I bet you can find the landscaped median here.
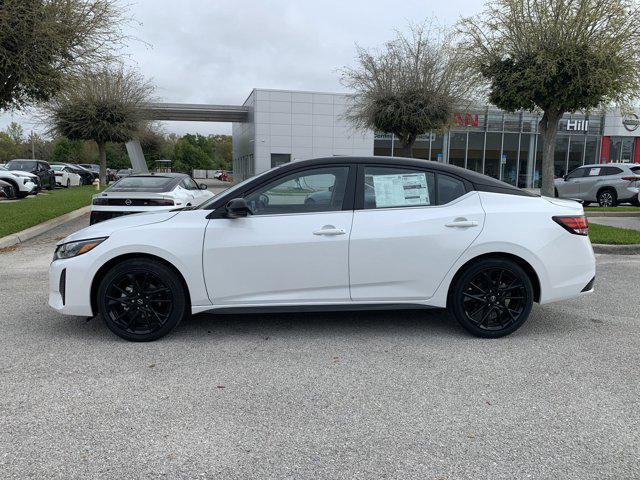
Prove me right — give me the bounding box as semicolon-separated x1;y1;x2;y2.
0;186;101;239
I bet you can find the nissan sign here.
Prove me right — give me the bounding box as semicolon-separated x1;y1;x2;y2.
622;113;640;132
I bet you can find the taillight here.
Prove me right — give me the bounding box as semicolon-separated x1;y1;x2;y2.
622;176;640;182
55;172;62;176
553;216;589;236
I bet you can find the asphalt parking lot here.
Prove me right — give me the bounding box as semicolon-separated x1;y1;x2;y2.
1;215;639;480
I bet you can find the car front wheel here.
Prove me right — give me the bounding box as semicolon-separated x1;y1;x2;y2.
97;258;187;341
449;258;534;338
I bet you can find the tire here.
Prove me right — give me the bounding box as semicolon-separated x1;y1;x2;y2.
66;179;70;188
449;258;534;338
597;188;617;207
582;201;591;207
4;180;20;199
554;188;559;198
631;197;640;207
97;258;187;341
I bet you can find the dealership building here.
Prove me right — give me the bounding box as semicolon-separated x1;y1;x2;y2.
231;89;640;186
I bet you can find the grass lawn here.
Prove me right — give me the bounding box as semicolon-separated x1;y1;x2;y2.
0;186;101;238
588;223;640;245
585;206;640;212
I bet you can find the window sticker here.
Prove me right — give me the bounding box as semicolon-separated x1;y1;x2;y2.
588;168;601;176
372;172;430;208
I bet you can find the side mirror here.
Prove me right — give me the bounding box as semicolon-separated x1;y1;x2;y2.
225;198;251;218
199;183;208;190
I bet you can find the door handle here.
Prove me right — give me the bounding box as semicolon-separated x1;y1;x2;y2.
313;225;346;236
445;220;479;228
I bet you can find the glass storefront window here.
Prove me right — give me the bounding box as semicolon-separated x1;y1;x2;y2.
485;132;501;179
502;133;519;185
504;113;521;132
567;137;584;174
518;134;536;188
554;136;569;177
610;137;634;163
584;136;600;164
487;112;504;131
448;132;466;168
467;132;484;173
430;134;444;162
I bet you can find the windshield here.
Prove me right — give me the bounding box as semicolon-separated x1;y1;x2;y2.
6;160;36;171
51;165;64;171
197;168;275;209
117;169;131;174
108;176;176;192
0;166;7;171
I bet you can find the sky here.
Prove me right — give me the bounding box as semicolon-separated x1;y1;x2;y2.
0;0;485;137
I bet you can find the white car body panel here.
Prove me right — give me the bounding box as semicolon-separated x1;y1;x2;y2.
53;169;81;187
349;192;484;301
203;211;353;305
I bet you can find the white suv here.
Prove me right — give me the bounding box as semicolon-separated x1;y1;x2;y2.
0;165;38;198
555;163;640;207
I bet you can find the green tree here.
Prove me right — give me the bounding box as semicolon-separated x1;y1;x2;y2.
211;134;232;169
0;132;21;161
50;137;85;163
43;67;153;185
0;0;127;111
458;0;640;196
341;23;476;157
5;122;24;143
171;134;215;173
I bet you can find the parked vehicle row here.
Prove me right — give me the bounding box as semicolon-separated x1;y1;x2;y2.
555;163;640;207
0;165;39;198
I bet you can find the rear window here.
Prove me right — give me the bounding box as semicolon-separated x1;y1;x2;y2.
631;166;640;173
109;176;176;192
601;166;623;175
51;165;64;171
6;160;36;170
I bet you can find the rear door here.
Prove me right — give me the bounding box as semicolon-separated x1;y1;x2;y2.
349;165;484;302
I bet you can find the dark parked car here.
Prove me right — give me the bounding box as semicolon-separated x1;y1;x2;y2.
0;179;16;199
79;163;116;183
4;159;55;190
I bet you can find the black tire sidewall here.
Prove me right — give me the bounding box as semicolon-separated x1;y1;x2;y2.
97;258;187;341
450;258;534;338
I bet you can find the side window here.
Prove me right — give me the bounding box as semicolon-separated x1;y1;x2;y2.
437;174;467;204
565;168;586;180
363;167;435;209
601;166;623;176
182;177;199;190
245;166;350;215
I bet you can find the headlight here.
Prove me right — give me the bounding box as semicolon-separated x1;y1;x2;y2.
53;237;107;261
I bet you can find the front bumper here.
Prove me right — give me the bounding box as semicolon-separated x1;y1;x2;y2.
49;257;95;316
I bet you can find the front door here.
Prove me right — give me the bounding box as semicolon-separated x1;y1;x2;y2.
202;165;354;305
349;165;485;302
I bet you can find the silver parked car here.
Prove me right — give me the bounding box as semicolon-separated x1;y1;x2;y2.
555;163;640;207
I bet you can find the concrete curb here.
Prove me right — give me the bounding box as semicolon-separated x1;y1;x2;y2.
587;211;640;217
592;243;640;255
0;206;90;249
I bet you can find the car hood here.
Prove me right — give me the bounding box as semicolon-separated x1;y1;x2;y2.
9;170;37;179
58;210;180;245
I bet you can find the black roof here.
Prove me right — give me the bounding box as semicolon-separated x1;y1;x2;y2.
127;172;188;178
281;156;536;197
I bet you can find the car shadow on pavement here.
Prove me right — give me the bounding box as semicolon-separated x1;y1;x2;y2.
48;304;589;342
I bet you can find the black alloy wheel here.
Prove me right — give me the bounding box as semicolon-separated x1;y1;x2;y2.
597;189;617;207
98;259;187;341
450;258;534;338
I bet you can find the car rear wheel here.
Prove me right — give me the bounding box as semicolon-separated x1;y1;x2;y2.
97;258;187;341
449;258;534;338
597;189;617;207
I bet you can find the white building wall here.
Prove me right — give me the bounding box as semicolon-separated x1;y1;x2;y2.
233;88;374;181
232;90;256;180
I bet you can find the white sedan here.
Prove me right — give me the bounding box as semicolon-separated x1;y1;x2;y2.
0;165;38;198
51;165;82;188
49;157;596;342
89;173;214;225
